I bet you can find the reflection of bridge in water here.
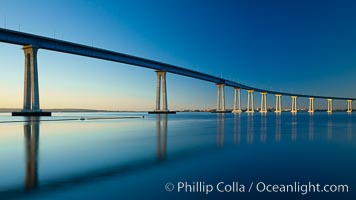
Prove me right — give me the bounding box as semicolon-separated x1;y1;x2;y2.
19;116;168;193
0;117;168;198
0;114;351;197
217;113;353;145
0;28;355;116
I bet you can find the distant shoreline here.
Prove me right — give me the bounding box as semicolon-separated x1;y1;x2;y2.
0;109;148;113
0;108;352;113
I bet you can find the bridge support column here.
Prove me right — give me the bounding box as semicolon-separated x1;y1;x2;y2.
232;88;241;113
308;97;315;113
12;45;51;116
327;99;333;113
149;71;175;114
275;94;282;113
246;90;254;113
260;92;267;113
215;83;228;113
291;96;297;113
347;100;352;113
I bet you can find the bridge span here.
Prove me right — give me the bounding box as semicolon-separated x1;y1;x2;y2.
0;28;354;115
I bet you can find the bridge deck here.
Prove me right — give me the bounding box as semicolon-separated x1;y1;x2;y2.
0;28;354;100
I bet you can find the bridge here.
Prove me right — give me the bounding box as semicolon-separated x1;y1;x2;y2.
0;28;354;116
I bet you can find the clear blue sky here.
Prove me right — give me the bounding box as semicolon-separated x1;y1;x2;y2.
0;0;356;110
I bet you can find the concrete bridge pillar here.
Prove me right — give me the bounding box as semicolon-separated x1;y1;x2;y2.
308;97;315;113
260;92;267;113
347;100;352;113
155;71;162;111
327;99;333;113
12;46;51;116
275;94;282;113
291;96;297;113
23;45;40;112
216;83;225;112
246;90;254;113
232;88;241;113
149;71;175;114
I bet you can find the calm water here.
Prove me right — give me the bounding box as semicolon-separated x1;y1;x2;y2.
0;112;355;200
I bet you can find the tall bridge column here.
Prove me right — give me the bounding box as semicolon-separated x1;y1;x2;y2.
12;45;50;116
327;99;333;113
308;97;315;113
232;88;241;113
216;83;225;112
291;96;297;113
23;45;40;112
275;94;282;113
246;90;254;113
260;92;267;113
149;71;176;114
347;100;352;113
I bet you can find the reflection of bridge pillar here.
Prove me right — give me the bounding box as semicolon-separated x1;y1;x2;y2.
291;96;297;113
24;117;39;190
150;71;175;114
156;114;167;160
232;88;241;113
275;94;282;113
260;115;267;142
233;114;241;144
327;117;332;140
247;114;254;144
291;115;297;141
260;92;267;113
216;84;225;112
216;114;225;148
275;115;281;142
327;99;333;113
347;100;352;113
308;97;315;113
246;90;254;113
308;115;314;141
